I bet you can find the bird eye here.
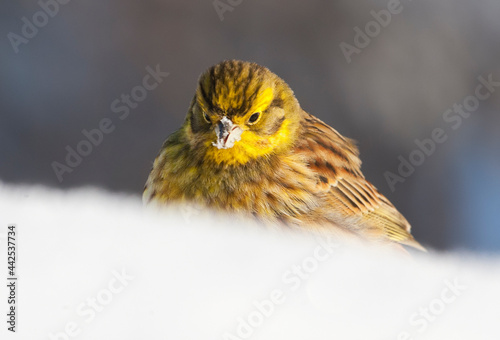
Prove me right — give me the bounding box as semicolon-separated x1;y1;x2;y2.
203;112;211;123
247;112;261;125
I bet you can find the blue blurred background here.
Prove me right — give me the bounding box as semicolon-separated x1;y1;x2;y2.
1;0;499;252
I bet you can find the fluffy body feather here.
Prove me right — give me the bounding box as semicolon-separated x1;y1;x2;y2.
144;60;424;250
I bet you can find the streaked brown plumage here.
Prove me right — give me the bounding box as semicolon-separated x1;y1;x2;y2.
144;60;425;251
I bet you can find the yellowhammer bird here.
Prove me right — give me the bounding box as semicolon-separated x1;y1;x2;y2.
144;60;424;251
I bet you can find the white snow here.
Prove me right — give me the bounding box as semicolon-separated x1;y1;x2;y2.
0;183;499;339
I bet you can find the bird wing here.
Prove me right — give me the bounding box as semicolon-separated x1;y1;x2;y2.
294;113;425;250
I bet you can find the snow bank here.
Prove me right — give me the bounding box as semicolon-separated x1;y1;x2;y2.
0;183;498;339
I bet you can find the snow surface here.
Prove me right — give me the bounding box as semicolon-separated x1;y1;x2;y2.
0;183;499;340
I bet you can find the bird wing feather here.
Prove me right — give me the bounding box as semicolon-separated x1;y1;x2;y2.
294;113;425;251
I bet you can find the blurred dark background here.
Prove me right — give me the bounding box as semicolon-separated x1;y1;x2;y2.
1;0;499;252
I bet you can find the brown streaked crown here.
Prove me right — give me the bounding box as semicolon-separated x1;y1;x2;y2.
196;60;283;117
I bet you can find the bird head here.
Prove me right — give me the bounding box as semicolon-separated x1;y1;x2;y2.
185;60;301;165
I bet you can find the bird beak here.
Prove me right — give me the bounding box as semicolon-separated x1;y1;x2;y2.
212;116;243;149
